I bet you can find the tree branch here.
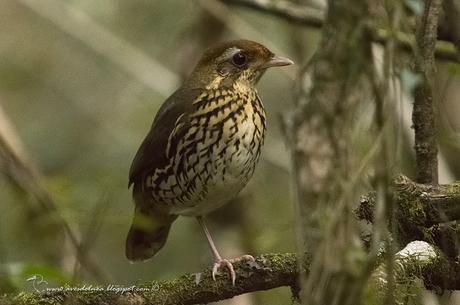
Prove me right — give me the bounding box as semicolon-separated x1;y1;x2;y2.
221;0;460;63
3;247;460;305
356;175;460;257
357;175;460;226
5;253;303;305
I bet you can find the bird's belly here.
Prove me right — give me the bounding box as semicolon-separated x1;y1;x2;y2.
175;174;248;216
169;120;262;216
148;94;265;217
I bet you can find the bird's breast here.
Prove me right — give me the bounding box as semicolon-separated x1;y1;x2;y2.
189;89;266;177
146;88;266;216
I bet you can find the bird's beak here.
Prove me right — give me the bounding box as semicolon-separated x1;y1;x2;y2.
261;55;294;69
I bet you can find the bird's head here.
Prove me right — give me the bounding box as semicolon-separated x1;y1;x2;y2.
187;40;293;90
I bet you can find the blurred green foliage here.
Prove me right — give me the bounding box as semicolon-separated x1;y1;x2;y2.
1;1;460;304
0;1;303;303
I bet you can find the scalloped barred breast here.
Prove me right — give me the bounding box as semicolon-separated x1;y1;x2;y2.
144;85;266;216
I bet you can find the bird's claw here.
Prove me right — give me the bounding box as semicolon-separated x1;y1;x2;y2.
211;255;255;286
212;259;236;285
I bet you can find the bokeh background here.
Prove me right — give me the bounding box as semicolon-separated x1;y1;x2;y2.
1;0;460;304
0;1;304;304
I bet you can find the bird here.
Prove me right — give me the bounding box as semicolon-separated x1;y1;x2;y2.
126;39;293;285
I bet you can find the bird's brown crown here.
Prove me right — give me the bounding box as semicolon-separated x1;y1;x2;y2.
186;40;292;90
198;40;274;67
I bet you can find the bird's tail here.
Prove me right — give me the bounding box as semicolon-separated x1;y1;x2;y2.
125;208;177;262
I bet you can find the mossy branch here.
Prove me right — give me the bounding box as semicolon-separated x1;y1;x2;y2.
3;248;460;305
2;253;304;305
357;175;460;225
356;175;460;256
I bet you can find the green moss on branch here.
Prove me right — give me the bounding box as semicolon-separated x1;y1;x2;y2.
2;249;460;304
357;175;460;226
356;175;460;257
4;253;302;305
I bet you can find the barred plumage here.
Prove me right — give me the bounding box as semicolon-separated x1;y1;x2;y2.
126;39;292;285
146;85;266;216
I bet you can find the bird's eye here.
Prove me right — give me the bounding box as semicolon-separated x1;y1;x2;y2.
232;52;247;67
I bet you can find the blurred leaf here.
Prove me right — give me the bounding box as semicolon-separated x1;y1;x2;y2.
405;0;424;16
447;63;460;76
400;68;423;95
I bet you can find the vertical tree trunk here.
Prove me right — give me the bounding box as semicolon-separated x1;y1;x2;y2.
413;0;441;185
288;0;373;304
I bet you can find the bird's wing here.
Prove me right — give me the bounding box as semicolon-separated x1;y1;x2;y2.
128;87;201;187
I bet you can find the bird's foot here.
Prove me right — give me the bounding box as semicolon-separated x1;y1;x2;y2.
212;255;255;286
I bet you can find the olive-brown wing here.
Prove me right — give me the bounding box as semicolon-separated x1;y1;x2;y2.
128;88;201;189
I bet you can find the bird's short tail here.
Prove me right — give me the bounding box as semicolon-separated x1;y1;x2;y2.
125;209;177;262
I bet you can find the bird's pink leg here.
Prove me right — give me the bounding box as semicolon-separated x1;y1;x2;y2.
197;216;254;286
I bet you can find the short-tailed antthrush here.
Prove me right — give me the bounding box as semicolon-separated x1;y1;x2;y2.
126;40;293;285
